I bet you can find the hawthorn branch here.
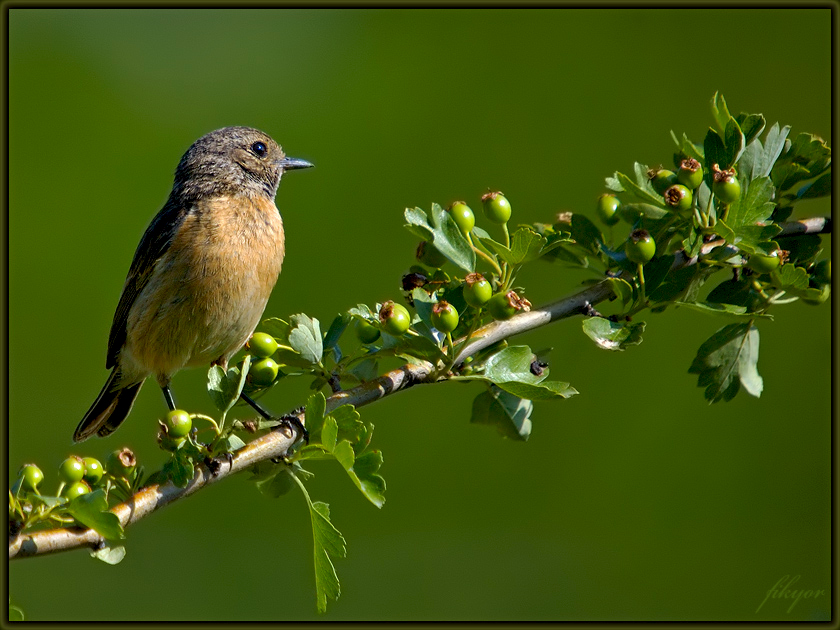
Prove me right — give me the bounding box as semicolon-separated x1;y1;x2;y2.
8;217;830;561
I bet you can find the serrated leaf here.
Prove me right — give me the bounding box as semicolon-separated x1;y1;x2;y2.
207;355;251;414
494;379;578;400
411;286;436;328
261;317;291;341
619;203;670;221
569;214;604;255
724;176;776;229
723;117;746;168
290;472;346;614
711;92;731;133
780;233;822;265
796;170;832;199
470;386;533;441
324;313;350;363
703;128;728;186
581;317;645;351
387;332;446;362
756;123;791;178
605;175;624;192
770;264;809;290
675;301;770;319
607;277;634;308
321;416;338;452
330;404;365;445
337;446;386;508
306;392;327;437
404;205;475;272
255;468;295;498
288;314;323;365
64;489;125;541
483;227;547;265
737;113;766;146
688;322;763;403
614;171;667;208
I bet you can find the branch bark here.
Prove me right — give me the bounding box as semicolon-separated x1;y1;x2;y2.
9;217;830;560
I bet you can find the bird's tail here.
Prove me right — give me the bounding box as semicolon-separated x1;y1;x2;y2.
74;369;143;442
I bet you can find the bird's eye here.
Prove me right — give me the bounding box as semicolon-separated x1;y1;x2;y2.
251;141;267;157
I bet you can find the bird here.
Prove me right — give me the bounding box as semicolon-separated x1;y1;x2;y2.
74;126;312;442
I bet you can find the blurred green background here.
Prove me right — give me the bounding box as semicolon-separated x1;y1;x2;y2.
7;8;832;622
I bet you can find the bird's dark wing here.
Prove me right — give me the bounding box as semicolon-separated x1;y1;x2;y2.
106;199;189;368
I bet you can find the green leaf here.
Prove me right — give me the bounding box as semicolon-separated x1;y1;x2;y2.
261;317;291;341
90;542;127;565
410;286;436;328
780;234;822;265
330;404;365;445
605;175;624;193
385;332;446;363
675;301;770;319
581;317;645;351
569;214;604;255
306;392;327;437
713;220;781;255
796;170;831;199
336;446;386;508
255;468;295;498
607;277;634;308
754;123;791;178
321;416;338;452
488;227;548;264
614;171;667;208
772;132;831;191
290;472;346;614
671;130;704;162
207;355;251;414
64;489;125;541
688;322;763;403
323;313;350;363
470;386;534;441
457;345;577;400
288;314;323;365
404;205;475;272
724;176;776;229
736;113;766;146
649;265;717;305
770;264;809;291
619;203;670;221
164;451;196;488
703;128;728;184
711;92;731;133
723;117;746;168
493;379;578;400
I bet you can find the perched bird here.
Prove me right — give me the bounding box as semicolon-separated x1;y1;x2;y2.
74;126;312;442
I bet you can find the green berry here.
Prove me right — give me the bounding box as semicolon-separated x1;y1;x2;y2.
595;194;621;226
106;448;136;478
487;290;530;321
677;158;704;189
164;409;192;438
813;259;831;284
431;301;459;333
249;358;280;387
355;320;381;344
663;184;693;212
481;191;512;224
379;301;411;336
625;229;656;264
648;168;678;194
447;201;475;234
58;456;85;484
463;272;493;308
712;164;741;203
747;251;780;274
62;480;91;500
247;332;278;359
18;464;44;493
82;457;104;485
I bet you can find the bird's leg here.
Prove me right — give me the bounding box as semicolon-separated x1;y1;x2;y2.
161;386;176;411
240;393;309;444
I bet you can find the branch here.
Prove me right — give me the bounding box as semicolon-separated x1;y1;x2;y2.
9;217;830;561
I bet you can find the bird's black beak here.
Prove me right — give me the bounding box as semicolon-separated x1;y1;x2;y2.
279;157;314;171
